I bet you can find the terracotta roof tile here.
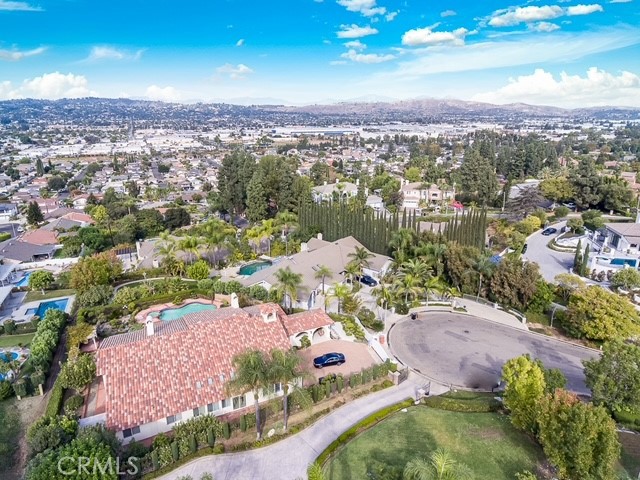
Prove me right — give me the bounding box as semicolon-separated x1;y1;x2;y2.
96;304;329;431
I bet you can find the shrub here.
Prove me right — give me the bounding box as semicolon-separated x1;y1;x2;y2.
45;377;64;417
3;319;16;334
0;380;13;400
240;415;247;432
248;285;269;301
222;422;231;439
357;307;384;332
328;313;366;341
75;285;114;309
64;394;84;415
394;303;409;315
299;335;311;349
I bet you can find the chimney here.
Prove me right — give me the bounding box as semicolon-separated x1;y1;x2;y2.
317;233;323;241
230;292;239;309
145;316;154;336
301;242;308;252
356;178;360;186
324;181;327;185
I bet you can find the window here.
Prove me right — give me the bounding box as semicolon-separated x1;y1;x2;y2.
207;402;220;413
274;383;283;393
123;426;140;438
221;398;229;409
193;406;205;417
232;395;246;410
166;413;182;425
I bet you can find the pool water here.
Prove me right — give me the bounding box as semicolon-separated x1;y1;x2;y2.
160;302;217;321
35;298;69;318
238;261;272;276
0;352;18;362
610;258;637;267
16;272;32;287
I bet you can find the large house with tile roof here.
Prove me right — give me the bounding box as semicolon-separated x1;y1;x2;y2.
94;303;333;443
238;236;392;310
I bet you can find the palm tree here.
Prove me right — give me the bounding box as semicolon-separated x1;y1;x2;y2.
400;258;431;278
314;265;333;295
404;449;473;480
344;261;360;287
202;220;236;266
307;462;325;480
178;235;202;264
416;243;448;278
269;349;304;432
348;246;374;272
226;349;270;440
275;211;298;256
372;282;393;322
393;273;423;305
466;255;496;301
423;276;446;306
274;267;303;313
327;283;350;313
389;229;417;263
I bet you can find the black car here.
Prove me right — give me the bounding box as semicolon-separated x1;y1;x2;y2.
313;352;346;368
541;227;557;236
358;275;378;287
521;243;528;253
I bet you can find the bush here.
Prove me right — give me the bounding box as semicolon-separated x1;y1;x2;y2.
3;319;16;335
328;313;366;341
423;393;501;412
394;303;409;315
45;377;64;417
0;380;13;400
554;206;570;218
75;285;114;309
64;394;84;415
357;307;384;332
299;335;311;349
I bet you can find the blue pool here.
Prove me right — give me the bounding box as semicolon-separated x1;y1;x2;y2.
15;272;32;287
610;258;638;267
31;298;69;318
238;261;272;276
159;302;217;321
0;352;18;362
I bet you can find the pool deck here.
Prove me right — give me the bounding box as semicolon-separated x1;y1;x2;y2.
135;297;226;323
11;295;75;323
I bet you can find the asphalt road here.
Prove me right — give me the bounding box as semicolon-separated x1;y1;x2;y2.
523;220;574;282
388;312;599;395
0;223;21;238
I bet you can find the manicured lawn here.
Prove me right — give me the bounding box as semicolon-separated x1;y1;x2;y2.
24;288;75;302
325;407;544;480
0;333;35;348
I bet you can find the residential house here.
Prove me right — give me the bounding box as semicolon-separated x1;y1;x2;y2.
94;303;333;443
400;182;453;210
239;236;392;310
0;239;57;264
311;181;359;203
0;203;17;223
598;222;640;256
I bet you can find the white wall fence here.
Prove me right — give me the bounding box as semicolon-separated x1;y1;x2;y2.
13;257;80;271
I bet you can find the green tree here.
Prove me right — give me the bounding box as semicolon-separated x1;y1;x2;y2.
566;218;584;234
28;270;54;294
527;280;555;314
58;354;96;393
404;166;422;182
507;186;544;220
46;176;65;191
187;260;210;281
610;268;640;290
564;285;640;341
554;273;585;303
537;389;620;480
501;354;546;434
489;258;540;311
269;349;305;432
403;448;473;480
327;283;350;313
70;251;122;293
569;157;602;210
26;201;44;225
310;162;330;186
581;210;604;232
584;340;640;415
273;267;303;313
226;349;270;440
164;207;191;230
540;177;574;202
554;205;570;219
459;148;498;205
246;174;268;222
35;158;44;176
467;254;495;301
314;265;333;295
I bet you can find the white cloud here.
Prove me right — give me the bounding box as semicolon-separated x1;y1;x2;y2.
341;49;395;63
373;26;640;78
566;3;604;15
0;0;41;11
610;0;631;3
145;85;182;102
440;10;457;17
530;21;560;32
473;67;640;107
489;6;564;27
402;27;469;46
344;40;366;49
0;72;95;100
337;0;386;16
85;46;144;62
336;24;379;38
0;46;46;61
385;11;398;21
236;38;245;47
215;63;254;79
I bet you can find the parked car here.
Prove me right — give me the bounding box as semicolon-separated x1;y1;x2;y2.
357;275;378;287
541;227;557;236
313;352;346;368
521;243;528;253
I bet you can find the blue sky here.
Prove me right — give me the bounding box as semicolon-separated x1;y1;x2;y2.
0;0;639;107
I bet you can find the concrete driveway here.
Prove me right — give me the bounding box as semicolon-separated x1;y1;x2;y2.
298;340;380;384
388;312;599;395
523;220;574;282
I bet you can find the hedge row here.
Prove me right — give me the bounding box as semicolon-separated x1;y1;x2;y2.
45;376;64;417
423;393;501;413
315;398;415;466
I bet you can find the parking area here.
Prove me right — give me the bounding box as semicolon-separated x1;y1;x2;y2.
298;339;380;384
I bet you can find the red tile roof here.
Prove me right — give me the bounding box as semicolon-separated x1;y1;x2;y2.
96;304;331;431
281;310;334;336
21;229;58;245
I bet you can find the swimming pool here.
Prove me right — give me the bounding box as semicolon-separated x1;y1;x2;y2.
159;302;217;321
609;258;638;267
31;298;69;318
238;261;272;276
0;351;18;362
15;272;32;287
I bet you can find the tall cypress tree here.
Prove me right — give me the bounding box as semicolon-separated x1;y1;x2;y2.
581;244;590;277
573;239;583;275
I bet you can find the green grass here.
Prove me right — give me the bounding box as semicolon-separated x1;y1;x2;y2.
0;333;35;348
324;407;544;480
620;432;640;477
24;288;75;302
525;310;551;326
0;400;20;474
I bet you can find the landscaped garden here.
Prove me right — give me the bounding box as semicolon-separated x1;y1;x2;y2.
324;406;544;480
